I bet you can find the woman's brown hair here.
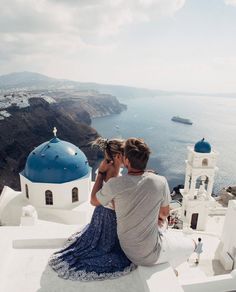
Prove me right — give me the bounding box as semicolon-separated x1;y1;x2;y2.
92;137;124;161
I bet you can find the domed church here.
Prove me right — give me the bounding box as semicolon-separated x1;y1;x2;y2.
181;138;218;231
20;127;91;209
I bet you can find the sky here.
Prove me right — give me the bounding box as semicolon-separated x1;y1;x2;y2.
0;0;236;93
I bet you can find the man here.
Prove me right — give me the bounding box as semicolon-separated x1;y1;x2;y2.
91;138;194;267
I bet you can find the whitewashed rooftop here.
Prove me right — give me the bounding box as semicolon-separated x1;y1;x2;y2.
0;187;236;292
0;223;183;292
0;92;56;120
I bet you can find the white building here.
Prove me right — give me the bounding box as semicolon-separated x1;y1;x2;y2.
218;200;236;271
181;138;218;231
0;128;92;226
0;135;236;292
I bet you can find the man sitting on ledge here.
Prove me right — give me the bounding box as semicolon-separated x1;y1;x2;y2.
91;137;195;269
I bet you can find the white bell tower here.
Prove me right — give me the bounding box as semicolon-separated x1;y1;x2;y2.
181;138;218;231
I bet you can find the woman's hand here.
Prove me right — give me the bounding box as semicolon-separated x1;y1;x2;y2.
98;159;113;173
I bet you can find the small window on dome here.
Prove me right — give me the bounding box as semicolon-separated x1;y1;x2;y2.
202;158;208;166
45;190;53;205
25;184;29;199
72;187;79;203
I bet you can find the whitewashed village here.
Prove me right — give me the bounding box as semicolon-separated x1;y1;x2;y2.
0;126;236;292
0;92;56;114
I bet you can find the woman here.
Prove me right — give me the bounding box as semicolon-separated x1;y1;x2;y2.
48;138;135;281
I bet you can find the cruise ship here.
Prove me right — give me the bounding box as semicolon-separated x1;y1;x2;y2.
171;116;193;125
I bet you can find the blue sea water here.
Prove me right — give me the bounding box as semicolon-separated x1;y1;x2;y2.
92;95;236;193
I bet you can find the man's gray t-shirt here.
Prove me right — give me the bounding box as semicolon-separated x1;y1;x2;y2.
96;172;171;265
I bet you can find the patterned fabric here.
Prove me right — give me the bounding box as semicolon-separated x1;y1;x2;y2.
49;206;136;281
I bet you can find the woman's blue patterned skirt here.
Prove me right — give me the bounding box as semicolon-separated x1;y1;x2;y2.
49;205;136;281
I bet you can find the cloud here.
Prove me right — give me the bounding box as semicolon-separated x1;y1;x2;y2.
0;0;185;36
0;0;69;34
0;0;185;68
224;0;236;6
52;0;186;36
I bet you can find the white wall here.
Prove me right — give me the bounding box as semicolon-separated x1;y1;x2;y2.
187;147;218;168
221;200;236;260
182;198;209;231
0;186;21;221
36;207;89;225
20;172;91;209
182;271;236;292
184;148;218;197
0;189;27;226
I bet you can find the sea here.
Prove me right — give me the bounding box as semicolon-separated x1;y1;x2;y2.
92;94;236;193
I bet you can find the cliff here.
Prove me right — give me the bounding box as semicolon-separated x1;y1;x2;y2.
0;74;127;193
0;96;110;192
0;71;165;98
46;89;127;119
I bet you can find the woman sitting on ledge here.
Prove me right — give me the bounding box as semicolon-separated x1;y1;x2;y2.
49;138;135;281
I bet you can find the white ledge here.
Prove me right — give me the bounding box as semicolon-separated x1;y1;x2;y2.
138;263;184;292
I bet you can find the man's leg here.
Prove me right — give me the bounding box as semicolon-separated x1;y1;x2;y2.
195;253;200;264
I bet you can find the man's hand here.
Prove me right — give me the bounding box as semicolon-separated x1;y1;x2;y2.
158;216;165;227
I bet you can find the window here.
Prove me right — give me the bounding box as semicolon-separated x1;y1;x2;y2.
184;210;187;217
202;158;208;166
45;190;53;205
25;184;29;199
195;176;202;189
72;187;79;203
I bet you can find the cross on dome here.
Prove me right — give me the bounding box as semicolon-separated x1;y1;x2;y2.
53;127;57;137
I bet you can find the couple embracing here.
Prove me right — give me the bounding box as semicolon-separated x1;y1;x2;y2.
49;137;194;281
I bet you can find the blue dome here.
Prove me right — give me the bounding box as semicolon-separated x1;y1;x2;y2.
194;138;211;153
23;137;90;183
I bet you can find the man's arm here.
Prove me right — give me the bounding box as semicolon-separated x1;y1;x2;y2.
158;178;171;227
158;205;170;226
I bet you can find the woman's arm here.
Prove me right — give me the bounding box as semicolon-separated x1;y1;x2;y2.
90;172;105;206
90;159;117;206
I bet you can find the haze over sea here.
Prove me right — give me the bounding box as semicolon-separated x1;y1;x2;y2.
92;94;236;193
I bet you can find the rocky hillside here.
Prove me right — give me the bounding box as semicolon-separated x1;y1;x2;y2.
45;89;127;119
0;92;124;192
0;73;128;192
0;71;166;98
